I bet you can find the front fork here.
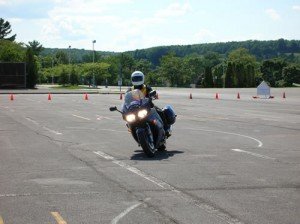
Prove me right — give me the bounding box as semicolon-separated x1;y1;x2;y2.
128;123;154;146
144;123;154;145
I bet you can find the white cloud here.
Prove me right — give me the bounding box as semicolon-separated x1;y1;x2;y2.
0;0;9;4
266;8;281;21
155;2;192;19
193;29;216;42
8;17;23;23
40;0;125;45
292;5;300;11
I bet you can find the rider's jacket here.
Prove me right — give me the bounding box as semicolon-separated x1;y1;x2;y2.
128;84;153;98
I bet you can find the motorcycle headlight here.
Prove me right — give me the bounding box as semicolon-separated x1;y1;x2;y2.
138;109;148;119
125;114;136;123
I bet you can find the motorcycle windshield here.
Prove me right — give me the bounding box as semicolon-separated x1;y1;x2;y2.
123;89;145;111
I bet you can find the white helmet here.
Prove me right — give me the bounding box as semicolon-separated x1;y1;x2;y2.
131;71;144;86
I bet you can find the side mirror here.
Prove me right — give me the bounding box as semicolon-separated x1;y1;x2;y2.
149;90;157;98
109;106;117;111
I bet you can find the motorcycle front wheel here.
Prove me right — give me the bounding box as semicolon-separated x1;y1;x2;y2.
136;128;156;157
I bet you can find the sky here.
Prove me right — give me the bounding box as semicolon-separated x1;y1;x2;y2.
1;0;300;52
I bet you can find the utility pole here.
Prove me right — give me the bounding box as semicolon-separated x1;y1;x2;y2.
118;53;123;92
92;40;96;88
68;45;71;84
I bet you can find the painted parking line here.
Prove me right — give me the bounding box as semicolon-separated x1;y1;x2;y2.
96;115;114;120
94;151;177;190
231;149;276;160
51;212;67;224
177;127;263;148
111;202;142;224
42;126;62;135
94;150;243;224
26;117;39;125
0;216;4;224
25;117;62;135
72;114;91;121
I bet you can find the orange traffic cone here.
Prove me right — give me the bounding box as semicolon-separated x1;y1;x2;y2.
283;92;286;99
84;93;89;100
10;94;14;101
215;93;219;100
237;92;240;99
48;93;52;100
189;93;192;99
120;93;123;100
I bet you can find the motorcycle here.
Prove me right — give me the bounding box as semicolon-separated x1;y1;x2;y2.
109;89;176;157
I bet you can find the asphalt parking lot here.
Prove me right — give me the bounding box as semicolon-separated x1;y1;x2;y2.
0;88;299;224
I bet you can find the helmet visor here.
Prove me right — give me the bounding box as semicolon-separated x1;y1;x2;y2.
132;76;143;82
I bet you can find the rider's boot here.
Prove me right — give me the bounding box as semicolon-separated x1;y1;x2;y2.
165;124;172;138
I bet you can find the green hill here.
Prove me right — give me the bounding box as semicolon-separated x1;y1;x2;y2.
41;39;300;66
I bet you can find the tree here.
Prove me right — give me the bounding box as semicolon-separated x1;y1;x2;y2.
282;65;300;86
236;63;245;87
159;52;185;87
26;40;44;56
203;67;214;87
70;66;79;85
245;64;255;87
134;59;152;75
261;58;287;87
228;48;256;64
55;51;69;64
203;51;221;68
25;48;38;88
212;63;224;87
82;51;101;63
0;40;25;62
119;53;135;86
81;62;111;86
277;38;287;53
225;62;234;88
58;68;69;86
183;55;205;85
0;18;16;41
102;55;120;85
228;48;257;87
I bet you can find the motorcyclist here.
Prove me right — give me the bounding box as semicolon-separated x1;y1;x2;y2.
128;71;171;137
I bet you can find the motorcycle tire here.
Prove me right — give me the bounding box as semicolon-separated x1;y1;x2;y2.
137;128;156;157
157;144;166;151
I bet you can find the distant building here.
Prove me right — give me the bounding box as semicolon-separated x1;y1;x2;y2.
0;62;26;89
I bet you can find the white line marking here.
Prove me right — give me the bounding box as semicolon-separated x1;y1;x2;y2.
231;149;276;160
94;151;243;224
97;128;127;133
111;202;142;224
26;117;39;125
26;117;62;135
25;98;41;103
178;128;263;148
96;115;114;120
65;127;96;130
72;114;91;121
42;126;62;135
244;113;280;120
94;151;179;191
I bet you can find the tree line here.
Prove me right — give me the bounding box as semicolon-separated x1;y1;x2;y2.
0;18;299;88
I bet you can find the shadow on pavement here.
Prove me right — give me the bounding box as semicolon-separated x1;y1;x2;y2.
130;149;184;161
